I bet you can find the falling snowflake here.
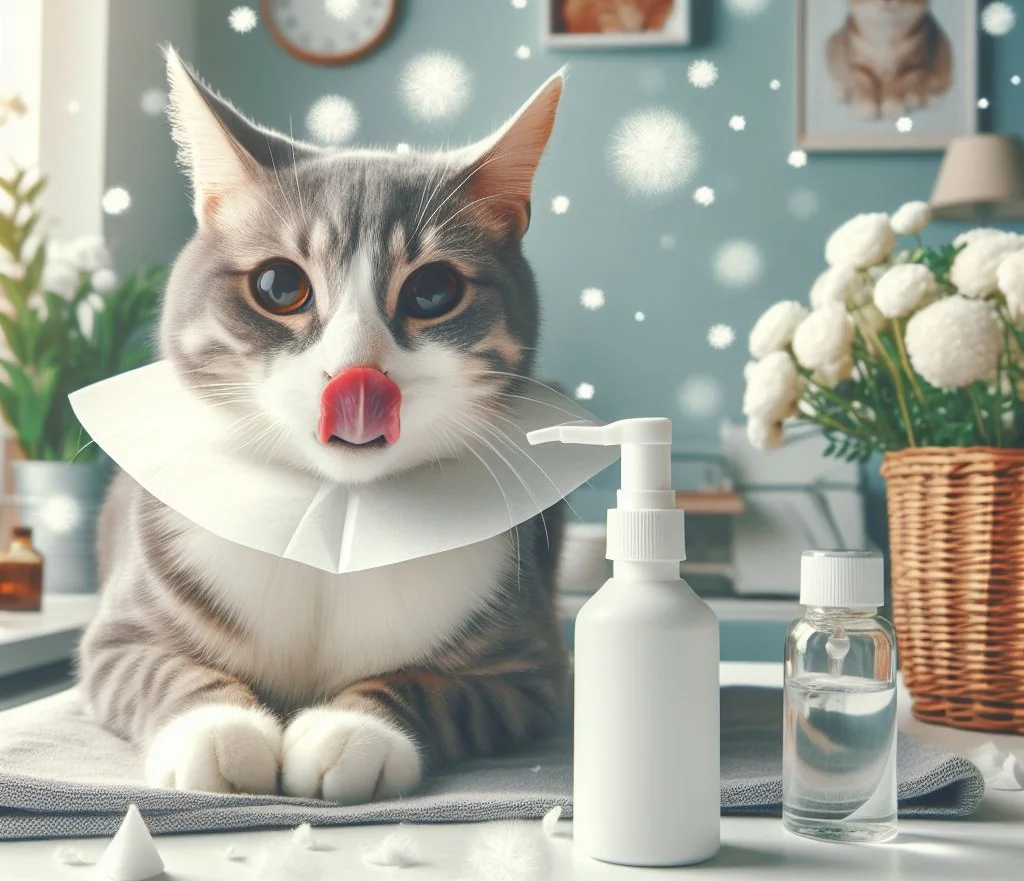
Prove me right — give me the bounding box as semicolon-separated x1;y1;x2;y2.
396;142;411;154
325;0;360;20
638;68;667;93
788;188;819;221
306;95;359;145
769;79;781;91
707;324;736;350
102;186;131;215
896;116;914;133
981;2;1016;36
787;150;808;168
609;108;700;197
659;233;677;250
575;382;595;401
693;186;715;206
512;0;528;7
978;97;991;109
725;0;772;18
139;88;167;116
713;239;764;288
1013;75;1022;86
67;100;81;114
551;195;570;214
399;52;472;122
40;495;83;534
729;115;746;131
678;375;722;418
580;288;606;310
635;311;646;322
228;5;258;32
688;60;718;88
515;45;532;60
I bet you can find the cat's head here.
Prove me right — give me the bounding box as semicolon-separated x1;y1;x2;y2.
160;48;564;485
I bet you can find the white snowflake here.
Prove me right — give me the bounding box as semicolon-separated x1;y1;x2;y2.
725;0;772;18
896;116;914;133
609;108;700;197
769;79;781;91
729;115;746;131
139;88;167;116
788;188;819;221
574;382;595;401
67;100;81;114
707;324;736;350
713;239;764;288
515;45;532;60
635;311;646;322
981;2;1016;36
325;0;360;20
399;52;471;122
693;186;715;206
659;233;677;250
512;0;528;7
978;97;991;109
580;287;606;310
787;149;808;168
228;5;258;33
102;186;131;215
395;142;411;154
688;60;718;88
678;375;722;418
551;195;570;214
306;95;359;145
1013;75;1022;86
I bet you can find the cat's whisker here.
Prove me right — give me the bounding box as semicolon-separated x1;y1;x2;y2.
412;153;455;240
288;117;308;224
433;194;511;239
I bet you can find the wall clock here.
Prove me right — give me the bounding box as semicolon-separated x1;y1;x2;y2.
261;0;398;65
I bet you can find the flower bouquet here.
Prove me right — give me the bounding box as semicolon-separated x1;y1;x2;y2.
744;202;1024;734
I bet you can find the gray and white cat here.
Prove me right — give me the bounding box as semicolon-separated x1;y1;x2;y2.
77;48;569;802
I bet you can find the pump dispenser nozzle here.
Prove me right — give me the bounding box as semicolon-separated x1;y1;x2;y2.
528;418;685;563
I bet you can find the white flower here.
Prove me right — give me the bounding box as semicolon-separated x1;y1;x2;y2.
90;267;118;293
825;213;895;269
997;250;1024;320
749;300;808;358
890;201;932;236
65;235;112;272
76;292;105;341
792;303;854;371
609;109;700;197
41;260;80;299
905;297;1003;389
813;355;854;389
873;263;936;318
743;351;801;422
746;418;783;450
809;264;864;309
953;227;1017;248
950;235;1024;298
854;302;888;334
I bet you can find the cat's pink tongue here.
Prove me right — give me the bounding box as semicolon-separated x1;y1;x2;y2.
317;367;402;446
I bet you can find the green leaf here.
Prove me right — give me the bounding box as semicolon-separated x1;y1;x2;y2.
21;176;45;205
23;241;45;293
0;312;28;363
0;214;18;257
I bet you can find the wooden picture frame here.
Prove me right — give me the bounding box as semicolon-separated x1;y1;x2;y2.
542;0;691;48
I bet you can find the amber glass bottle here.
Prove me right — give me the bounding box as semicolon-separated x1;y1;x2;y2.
0;526;44;611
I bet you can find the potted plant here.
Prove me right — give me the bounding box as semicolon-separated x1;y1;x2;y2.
742;201;1024;734
0;165;166;593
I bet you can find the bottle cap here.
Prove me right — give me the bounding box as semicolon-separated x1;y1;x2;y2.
12;526;32;539
800;549;883;608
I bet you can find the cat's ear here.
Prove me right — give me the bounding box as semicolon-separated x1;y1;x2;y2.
164;45;315;226
457;68;566;239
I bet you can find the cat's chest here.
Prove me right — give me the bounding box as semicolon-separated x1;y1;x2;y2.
174;523;510;700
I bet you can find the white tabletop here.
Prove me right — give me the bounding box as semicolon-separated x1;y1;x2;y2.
2;662;1023;880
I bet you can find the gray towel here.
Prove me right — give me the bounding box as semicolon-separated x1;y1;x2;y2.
0;686;984;840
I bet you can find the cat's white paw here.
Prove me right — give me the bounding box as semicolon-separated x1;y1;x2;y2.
281;708;422;804
146;705;282;794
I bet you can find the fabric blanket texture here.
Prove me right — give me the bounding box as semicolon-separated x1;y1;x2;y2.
0;685;984;840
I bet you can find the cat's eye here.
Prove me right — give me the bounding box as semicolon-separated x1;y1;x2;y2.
400;263;463;320
250;260;313;315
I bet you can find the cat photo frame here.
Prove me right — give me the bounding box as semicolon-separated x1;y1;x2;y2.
797;0;978;151
542;0;691;48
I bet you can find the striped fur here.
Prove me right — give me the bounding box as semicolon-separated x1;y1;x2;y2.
78;49;569;799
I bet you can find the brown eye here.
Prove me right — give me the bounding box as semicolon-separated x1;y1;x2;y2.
400;263;463;320
251;260;313;315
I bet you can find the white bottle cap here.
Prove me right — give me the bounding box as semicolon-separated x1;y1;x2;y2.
800;549;884;608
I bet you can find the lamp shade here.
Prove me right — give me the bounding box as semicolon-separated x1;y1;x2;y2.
929;134;1024;221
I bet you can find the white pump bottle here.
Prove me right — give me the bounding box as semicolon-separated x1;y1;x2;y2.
528;417;721;867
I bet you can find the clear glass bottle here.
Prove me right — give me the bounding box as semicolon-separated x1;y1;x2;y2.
783;549;898;844
0;526;44;611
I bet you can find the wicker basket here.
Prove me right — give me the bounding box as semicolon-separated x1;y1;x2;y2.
881;447;1024;733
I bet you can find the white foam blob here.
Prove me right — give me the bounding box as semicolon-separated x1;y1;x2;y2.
575;382;595;401
659;233;677;250
609;108;700;197
787;150;808;168
102;186;131;215
551;195;570;214
687;59;718;88
40;494;83;534
713;239;764;288
306;95;359;145
707;323;736;349
981;2;1016;36
678;375;723;418
693;186;715;206
516;45;532;60
896;116;914;132
580;287;606;310
399;52;472;122
228;5;258;32
729;115;746;131
787;188;820;221
139;88;167;116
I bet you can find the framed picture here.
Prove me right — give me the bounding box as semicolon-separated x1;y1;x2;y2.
543;0;690;48
797;0;978;151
